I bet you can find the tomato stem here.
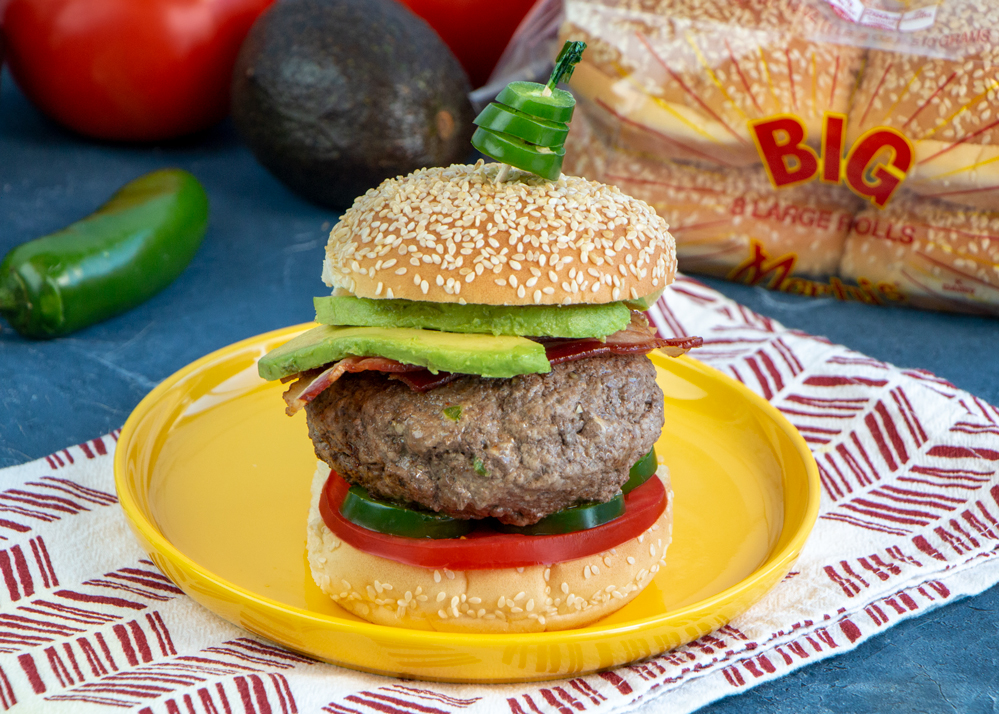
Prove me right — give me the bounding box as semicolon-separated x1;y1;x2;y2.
546;41;587;92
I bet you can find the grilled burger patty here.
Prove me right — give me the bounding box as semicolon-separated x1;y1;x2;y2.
306;353;664;526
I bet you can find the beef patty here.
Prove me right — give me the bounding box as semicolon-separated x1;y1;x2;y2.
306;353;664;526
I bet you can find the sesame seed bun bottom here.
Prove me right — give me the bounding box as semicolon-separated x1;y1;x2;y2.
306;463;674;633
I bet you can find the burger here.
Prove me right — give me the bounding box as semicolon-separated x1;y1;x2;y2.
257;161;700;633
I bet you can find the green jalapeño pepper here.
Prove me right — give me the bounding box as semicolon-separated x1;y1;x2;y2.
340;448;656;538
622;448;658;494
472;40;586;180
494;494;625;536
340;484;474;539
471;127;566;180
473;102;570;147
0;169;209;338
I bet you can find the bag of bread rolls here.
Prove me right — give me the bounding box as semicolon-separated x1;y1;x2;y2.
841;189;999;315
558;0;999;315
846;1;999;212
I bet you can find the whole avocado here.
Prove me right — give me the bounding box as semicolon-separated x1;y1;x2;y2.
231;0;474;208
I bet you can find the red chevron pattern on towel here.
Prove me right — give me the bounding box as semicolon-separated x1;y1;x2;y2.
41;638;312;708
0;276;997;713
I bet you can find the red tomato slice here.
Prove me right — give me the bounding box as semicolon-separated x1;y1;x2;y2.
319;470;667;570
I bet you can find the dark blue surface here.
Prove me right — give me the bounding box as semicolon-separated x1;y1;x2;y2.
2;68;998;711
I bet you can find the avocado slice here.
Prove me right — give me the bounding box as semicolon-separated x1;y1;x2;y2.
258;325;550;381
314;296;630;338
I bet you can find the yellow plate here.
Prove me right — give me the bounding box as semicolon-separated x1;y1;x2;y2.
115;324;820;683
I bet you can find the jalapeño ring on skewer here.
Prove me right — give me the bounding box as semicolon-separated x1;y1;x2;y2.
472;40;586;180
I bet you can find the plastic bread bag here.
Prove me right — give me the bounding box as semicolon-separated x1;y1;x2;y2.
555;0;999;316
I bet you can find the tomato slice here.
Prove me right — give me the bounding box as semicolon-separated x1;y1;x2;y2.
319;470;667;570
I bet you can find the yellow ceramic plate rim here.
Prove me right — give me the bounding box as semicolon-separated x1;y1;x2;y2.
115;324;820;653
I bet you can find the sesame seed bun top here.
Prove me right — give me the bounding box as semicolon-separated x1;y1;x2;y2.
322;162;676;306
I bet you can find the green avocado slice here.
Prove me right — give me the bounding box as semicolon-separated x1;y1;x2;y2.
258;324;550;381
314;295;631;338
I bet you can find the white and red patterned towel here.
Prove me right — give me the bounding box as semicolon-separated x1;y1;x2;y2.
2;277;999;713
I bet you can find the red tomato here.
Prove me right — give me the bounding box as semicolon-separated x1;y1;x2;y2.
320;470;667;570
397;0;538;88
2;0;274;141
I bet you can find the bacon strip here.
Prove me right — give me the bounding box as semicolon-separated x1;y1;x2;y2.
544;334;701;365
541;311;703;361
281;311;702;410
282;356;423;415
389;370;462;392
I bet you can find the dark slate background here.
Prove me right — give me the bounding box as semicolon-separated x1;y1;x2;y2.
1;68;998;712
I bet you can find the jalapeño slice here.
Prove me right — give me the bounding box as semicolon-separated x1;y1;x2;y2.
471;127;565;181
623;448;658;494
339;485;473;539
495;81;576;123
474;103;569;148
493;494;625;536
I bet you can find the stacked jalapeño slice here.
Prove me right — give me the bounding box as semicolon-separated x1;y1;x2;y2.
471;41;586;180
